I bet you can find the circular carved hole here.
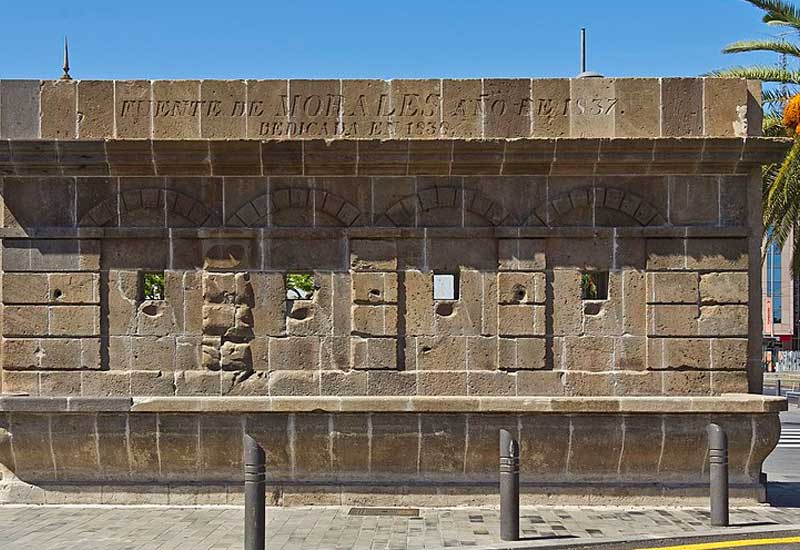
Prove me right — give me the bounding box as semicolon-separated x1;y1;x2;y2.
512;285;527;303
435;302;455;317
52;289;63;300
421;346;432;353
583;302;602;316
289;307;311;320
141;303;159;316
369;288;381;298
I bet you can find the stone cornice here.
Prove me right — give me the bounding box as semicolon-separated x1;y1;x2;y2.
0;394;787;414
0;137;790;178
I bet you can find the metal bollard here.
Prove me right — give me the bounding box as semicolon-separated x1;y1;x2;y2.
244;434;267;550
499;429;520;541
707;423;729;527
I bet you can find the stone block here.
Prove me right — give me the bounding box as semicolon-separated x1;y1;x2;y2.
686;239;748;270
1;370;39;395
663;371;710;395
614;78;660;137
497;272;545;304
370;414;419;475
39;371;81;396
51;415;100;480
352;272;398;304
81;370;130;396
107;270;138;336
10;414;55;479
419;414;466;476
467;371;516;396
656;338;711;370
700;272;748;304
498;304;545;336
43;338;100;370
2;273;48;303
568;415;623;478
352;304;397;336
427;238;497;271
152;80;201;139
704;78;748;137
268;371;319;396
570;78;615;137
562;336;614;371
712;371;749;394
350;337;397;370
466;336;496;370
670;176;719;225
50;305;99;336
617;415;664;479
551;270;582;336
390;79;440;139
1;80;40;138
548;237;612;270
659;415;710;480
158;414;200;479
41;80;76;139
532;79;571;137
661;78;703;137
321;371;368;396
483;79;531;138
200;80;246;138
648;304;698;337
268;337;320;370
516;370;566;395
464;414;513;476
130;371;175;396
199;415;242;479
2;338;40;370
244;413;291;476
77;80;114;138
331;414;370;473
3;177;76;228
698;305;748;337
115;80;152;138
417;371;467;395
442;79;481;138
405;270;434;336
711;338;748;371
49;273;99;304
563;371;616;396
246;80;291;139
3;306;47;336
647;272;699;304
614;336;646;371
250;273;286;336
269;238;346;270
646;239;686;270
367;371;417;395
340;79;390;139
202;303;235;336
499;337;547;371
96;414;130;479
498;239;546;270
519;414;570;479
415;336;466;370
131;336;175;371
128;414;159;480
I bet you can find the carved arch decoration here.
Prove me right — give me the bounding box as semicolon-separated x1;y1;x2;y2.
227;188;362;227
79;188;218;227
525;186;666;227
379;186;512;227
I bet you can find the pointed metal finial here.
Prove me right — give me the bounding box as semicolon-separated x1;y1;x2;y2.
576;28;603;79
61;36;72;80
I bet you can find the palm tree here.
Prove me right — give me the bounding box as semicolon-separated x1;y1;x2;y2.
711;0;800;271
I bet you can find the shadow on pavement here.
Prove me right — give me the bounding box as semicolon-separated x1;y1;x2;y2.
768;482;800;507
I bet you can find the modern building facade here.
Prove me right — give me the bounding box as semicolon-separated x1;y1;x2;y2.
763;234;794;351
0;77;788;506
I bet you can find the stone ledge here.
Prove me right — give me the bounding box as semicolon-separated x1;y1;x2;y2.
0;225;753;240
0;394;785;414
0;137;790;177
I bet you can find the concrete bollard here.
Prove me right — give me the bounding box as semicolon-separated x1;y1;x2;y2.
244;434;267;550
707;423;729;527
499;429;520;541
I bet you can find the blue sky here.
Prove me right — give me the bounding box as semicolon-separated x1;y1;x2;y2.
0;0;785;79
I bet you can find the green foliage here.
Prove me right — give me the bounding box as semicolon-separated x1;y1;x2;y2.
716;0;800;273
286;273;315;299
143;272;165;300
580;273;599;300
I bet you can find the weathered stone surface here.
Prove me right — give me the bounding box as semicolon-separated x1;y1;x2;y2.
78;81;114;138
648;272;698;303
41;81;76;139
700;272;748;304
1;80;40;138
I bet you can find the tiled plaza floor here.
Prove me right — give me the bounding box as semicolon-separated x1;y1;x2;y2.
2;503;800;550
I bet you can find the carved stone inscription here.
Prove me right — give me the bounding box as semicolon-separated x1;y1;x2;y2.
117;82;619;139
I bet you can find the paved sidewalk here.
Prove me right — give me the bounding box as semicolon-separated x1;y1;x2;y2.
2;504;800;550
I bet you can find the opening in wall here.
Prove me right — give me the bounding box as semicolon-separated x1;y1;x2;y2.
433;272;459;301
580;271;609;301
286;273;316;300
141;271;165;301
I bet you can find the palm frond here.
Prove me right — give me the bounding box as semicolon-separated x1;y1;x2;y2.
764;140;800;274
762;87;797;104
707;65;800;83
743;0;800;29
764;113;788;136
724;39;800;57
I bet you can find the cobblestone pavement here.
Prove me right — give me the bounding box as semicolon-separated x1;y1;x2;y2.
2;504;800;550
